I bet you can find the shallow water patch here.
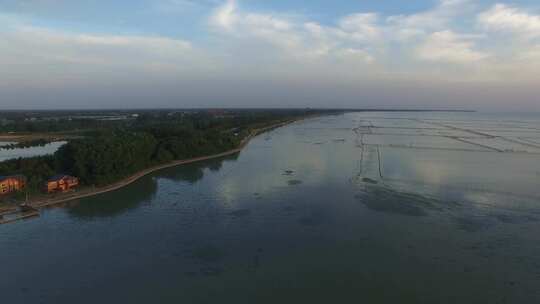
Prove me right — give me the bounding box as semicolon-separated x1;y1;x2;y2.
355;186;443;216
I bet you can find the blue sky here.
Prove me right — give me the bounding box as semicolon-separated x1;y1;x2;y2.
1;0;540;110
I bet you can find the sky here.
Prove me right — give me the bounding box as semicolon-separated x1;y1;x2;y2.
0;0;539;111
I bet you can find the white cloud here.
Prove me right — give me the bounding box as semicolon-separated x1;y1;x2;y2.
208;0;378;66
3;26;194;65
204;0;536;81
386;0;473;40
338;13;381;42
2;0;540;90
209;0;237;30
207;0;496;69
517;44;540;63
478;4;540;39
416;30;489;63
245;14;292;31
337;48;375;63
1;0;540;110
0;24;210;88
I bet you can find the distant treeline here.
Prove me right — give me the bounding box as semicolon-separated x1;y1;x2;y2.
0;118;129;133
0;109;333;193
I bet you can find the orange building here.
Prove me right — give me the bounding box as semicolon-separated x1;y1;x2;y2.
0;175;26;195
44;175;79;193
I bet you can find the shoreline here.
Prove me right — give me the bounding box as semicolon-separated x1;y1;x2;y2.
16;118;299;211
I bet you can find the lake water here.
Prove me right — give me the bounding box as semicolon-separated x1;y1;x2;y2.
1;112;540;303
0;141;67;162
0;141;16;147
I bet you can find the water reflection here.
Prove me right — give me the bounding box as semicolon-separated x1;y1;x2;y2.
2;112;540;303
0;141;16;147
67;178;159;219
0;141;67;161
67;153;240;220
159;153;239;184
354;185;442;216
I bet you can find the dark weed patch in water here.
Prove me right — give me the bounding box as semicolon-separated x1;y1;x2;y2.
288;180;303;186
362;177;378;184
229;209;251;217
283;170;295;176
191;245;226;263
354;186;440;216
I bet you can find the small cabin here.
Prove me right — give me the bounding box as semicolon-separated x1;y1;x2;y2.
44;175;79;193
0;175;26;195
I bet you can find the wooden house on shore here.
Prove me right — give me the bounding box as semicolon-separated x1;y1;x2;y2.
0;175;26;195
44;175;79;193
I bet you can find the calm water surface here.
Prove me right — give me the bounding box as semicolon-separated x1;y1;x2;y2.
1;112;540;303
0;141;67;162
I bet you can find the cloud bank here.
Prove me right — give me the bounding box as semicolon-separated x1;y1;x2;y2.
0;0;539;110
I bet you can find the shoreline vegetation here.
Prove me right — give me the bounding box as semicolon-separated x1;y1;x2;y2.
32;119;296;208
0;116;306;224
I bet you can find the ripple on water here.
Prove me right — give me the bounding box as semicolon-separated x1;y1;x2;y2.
456;217;490;233
493;213;539;224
